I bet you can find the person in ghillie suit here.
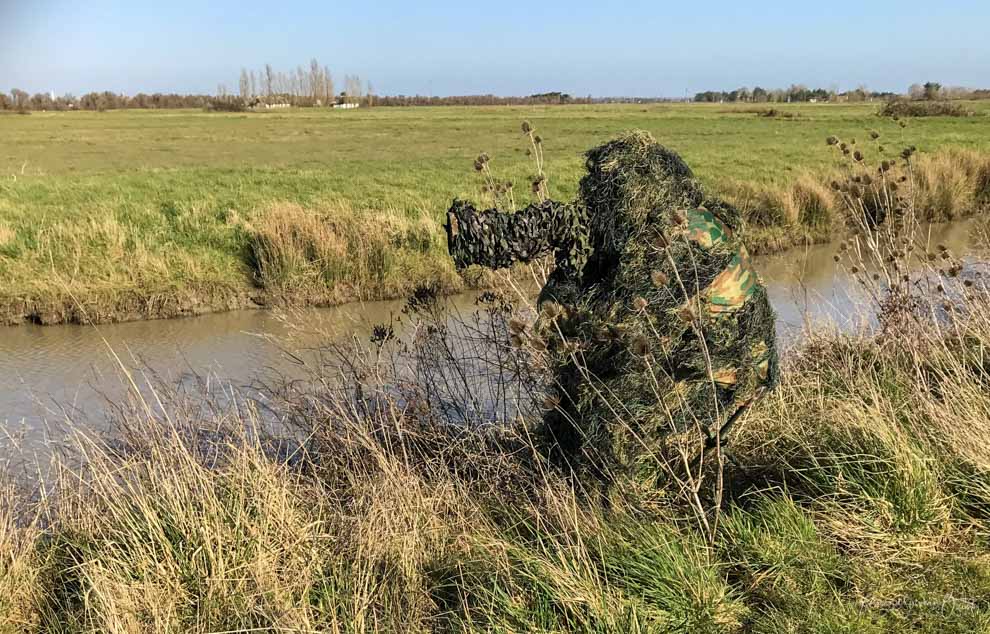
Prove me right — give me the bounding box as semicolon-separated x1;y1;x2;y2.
445;131;779;485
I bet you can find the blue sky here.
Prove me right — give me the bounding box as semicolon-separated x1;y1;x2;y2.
0;0;986;97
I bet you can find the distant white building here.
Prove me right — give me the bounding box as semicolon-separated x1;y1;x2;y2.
333;102;360;109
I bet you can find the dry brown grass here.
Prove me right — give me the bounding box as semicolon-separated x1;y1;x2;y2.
247;200;460;304
722;181;800;228
720;148;990;256
0;222;14;248
4;274;990;630
790;173;839;230
911;149;990;221
0;480;43;632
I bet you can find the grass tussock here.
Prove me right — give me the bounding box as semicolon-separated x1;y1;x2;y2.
755;108;797;119
720;148;990;253
789;173;838;229
0;480;43;631
721;181;800;228
914;149;990;221
4;271;990;631
879;100;973;118
0;222;15;249
247;201;460;304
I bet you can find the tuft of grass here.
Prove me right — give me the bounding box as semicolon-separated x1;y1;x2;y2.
719;495;851;615
722;181;800;228
247;200;459;303
879;100;973;118
913;150;990;221
0;480;44;632
790;173;838;231
0;222;14;249
755;108;797;119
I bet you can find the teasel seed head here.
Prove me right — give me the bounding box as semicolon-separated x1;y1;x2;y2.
509;317;526;334
541;301;563;320
677;304;696;323
629;334;650;357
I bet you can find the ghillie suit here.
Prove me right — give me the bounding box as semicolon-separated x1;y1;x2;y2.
445;131;779;484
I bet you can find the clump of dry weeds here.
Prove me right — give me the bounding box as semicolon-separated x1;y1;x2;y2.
247;200;459;303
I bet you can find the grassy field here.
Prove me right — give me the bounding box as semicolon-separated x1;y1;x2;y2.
2;101;990;324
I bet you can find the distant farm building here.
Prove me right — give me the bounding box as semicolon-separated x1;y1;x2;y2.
333;102;360;109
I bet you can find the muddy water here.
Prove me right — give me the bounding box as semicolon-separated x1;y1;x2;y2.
2;220;987;460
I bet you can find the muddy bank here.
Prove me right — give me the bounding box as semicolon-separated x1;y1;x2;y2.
0;284;266;327
0;223;825;327
0;274;473;327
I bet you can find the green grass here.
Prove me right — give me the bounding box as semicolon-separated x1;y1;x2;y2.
2;102;990;324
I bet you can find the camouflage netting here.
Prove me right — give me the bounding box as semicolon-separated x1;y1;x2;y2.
445;131;779;484
445;199;591;307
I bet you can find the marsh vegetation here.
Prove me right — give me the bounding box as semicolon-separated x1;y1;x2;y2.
3;102;990;325
3;140;990;630
3;257;990;632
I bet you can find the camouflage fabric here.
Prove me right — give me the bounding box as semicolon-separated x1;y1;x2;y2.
445;199;590;307
444;131;779;483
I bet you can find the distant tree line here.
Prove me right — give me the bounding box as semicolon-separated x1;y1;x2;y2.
693;84;898;103
0;58;368;112
694;82;990;104
0;90;210;112
5;74;989;113
229;59;369;106
372;92;591;107
905;82;990;101
0;86;591;112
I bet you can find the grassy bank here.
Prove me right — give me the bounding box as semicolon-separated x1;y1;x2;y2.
3;272;990;631
2;102;990;324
